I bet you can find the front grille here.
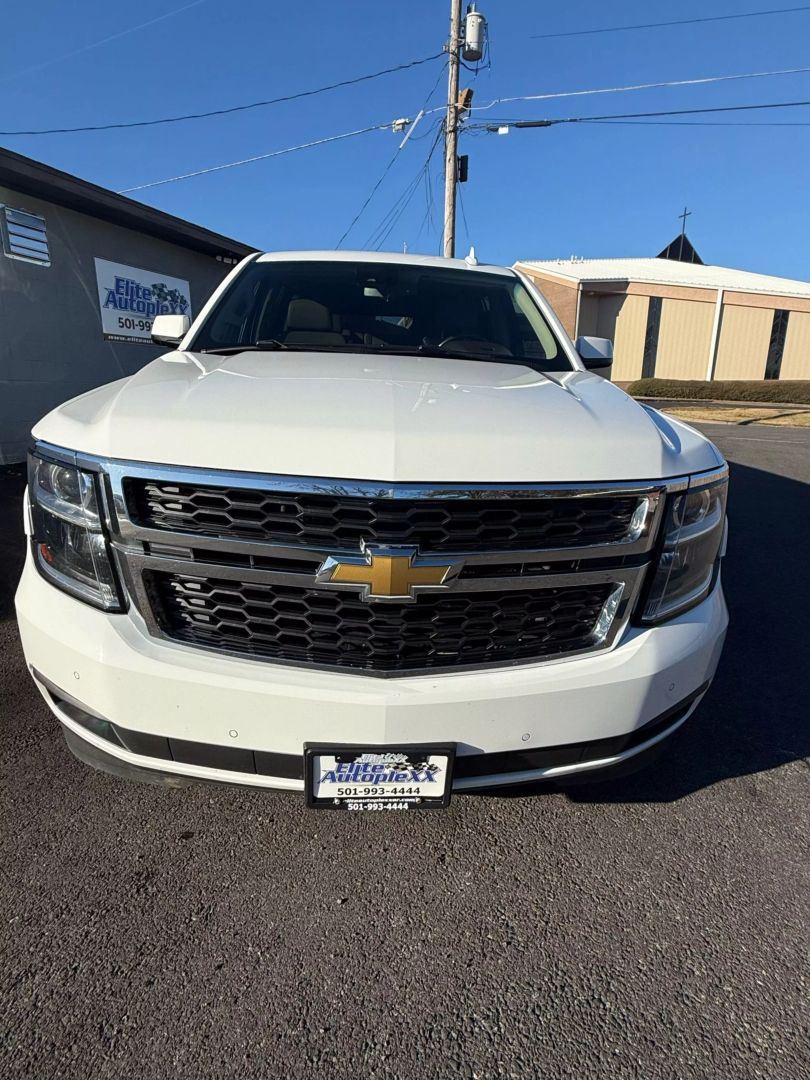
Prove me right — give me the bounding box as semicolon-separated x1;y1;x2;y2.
148;572;614;673
126;479;640;553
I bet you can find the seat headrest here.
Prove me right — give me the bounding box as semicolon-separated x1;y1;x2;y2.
285;299;332;332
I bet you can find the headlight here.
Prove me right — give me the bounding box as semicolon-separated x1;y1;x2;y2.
28;451;123;611
641;467;728;624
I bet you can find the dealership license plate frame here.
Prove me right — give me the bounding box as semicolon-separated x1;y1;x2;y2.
304;743;456;811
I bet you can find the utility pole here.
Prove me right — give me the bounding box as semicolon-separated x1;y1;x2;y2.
443;0;463;258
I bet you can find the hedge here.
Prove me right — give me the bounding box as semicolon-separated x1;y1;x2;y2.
625;379;810;405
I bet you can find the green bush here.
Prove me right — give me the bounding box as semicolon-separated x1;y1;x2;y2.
625;379;810;405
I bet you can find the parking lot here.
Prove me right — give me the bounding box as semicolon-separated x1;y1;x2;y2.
1;422;808;1080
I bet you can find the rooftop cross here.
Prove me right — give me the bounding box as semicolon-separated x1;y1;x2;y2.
677;206;692;260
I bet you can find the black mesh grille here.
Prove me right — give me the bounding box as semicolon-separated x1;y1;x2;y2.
126;480;639;553
148;572;614;673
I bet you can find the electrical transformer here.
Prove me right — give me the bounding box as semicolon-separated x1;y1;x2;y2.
462;5;486;62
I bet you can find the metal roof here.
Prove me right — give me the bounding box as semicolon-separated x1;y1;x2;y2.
0;147;257;261
515;257;810;299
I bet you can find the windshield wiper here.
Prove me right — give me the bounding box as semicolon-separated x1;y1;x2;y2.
199;339;289;354
197;340;523;364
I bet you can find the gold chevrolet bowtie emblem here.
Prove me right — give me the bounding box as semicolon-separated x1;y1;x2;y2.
316;545;460;602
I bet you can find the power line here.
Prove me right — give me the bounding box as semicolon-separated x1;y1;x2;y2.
413;137;443;249
366;123;445;249
414;172;437;248
336;144;408;249
365;137;439;247
453;66;810;115
336;62;447;248
580;118;810;127
1;0;206;83
117;123;390;194
383;138;444;252
8;59;806;142
104;76;810;196
336;117;443;249
458;183;471;245
117;99;810;198
0;53;444;136
477;99;810;130
369;145;440;249
530;5;810;40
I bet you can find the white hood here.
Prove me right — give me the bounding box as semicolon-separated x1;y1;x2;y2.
33;351;722;482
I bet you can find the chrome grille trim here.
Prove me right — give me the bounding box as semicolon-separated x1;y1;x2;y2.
119;551;645;597
32;446;698;676
99;458;673;563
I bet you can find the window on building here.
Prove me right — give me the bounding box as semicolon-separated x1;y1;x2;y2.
642;296;662;378
1;206;50;266
764;309;790;380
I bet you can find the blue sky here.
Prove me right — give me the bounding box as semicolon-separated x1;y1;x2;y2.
4;1;810;278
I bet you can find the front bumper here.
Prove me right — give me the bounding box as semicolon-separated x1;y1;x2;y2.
16;547;728;791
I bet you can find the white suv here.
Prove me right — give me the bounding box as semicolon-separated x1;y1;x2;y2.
16;252;728;810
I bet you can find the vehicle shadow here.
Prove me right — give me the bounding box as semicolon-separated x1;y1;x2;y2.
0;466;27;622
492;461;809;804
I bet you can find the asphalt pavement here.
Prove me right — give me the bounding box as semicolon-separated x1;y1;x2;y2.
1;424;808;1080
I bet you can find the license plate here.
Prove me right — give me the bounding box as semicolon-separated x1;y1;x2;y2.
304;744;455;810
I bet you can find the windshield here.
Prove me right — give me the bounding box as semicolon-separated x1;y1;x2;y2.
190;260;570;371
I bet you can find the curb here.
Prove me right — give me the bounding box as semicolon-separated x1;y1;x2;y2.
635;396;810;411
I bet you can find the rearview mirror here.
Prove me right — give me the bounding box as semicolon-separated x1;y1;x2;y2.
151;314;190;347
575;335;613;377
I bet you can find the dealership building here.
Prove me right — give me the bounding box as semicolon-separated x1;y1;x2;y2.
517;249;810;383
0;148;255;463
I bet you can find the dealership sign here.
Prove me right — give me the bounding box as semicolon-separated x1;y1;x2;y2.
94;258;192;344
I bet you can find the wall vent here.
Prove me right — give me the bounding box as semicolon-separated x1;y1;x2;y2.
1;206;50;265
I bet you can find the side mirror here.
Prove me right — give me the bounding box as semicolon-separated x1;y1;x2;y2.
151;313;190;347
575;335;613;377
